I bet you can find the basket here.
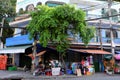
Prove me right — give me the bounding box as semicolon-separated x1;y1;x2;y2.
8;66;17;71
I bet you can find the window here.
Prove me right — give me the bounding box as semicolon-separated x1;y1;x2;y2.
37;2;42;6
101;8;118;22
45;1;65;7
26;4;34;12
21;29;28;35
19;8;24;14
113;30;118;38
105;30;118;38
106;30;110;38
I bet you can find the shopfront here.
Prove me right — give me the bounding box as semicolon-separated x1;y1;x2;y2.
67;49;111;74
0;34;33;69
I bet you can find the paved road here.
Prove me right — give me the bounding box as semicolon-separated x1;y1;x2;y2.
0;70;120;80
24;73;120;80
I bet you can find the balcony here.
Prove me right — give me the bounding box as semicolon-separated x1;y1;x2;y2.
68;35;120;46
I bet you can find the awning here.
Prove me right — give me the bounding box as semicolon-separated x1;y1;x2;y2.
69;49;111;54
0;45;31;54
28;50;46;58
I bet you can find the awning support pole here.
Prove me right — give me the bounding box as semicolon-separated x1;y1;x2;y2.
12;54;15;65
108;0;115;55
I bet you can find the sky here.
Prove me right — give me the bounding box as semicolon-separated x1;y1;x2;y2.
17;0;24;3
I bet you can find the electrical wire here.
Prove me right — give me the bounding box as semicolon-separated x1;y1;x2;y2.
0;13;120;30
0;26;26;29
86;13;120;21
82;1;119;11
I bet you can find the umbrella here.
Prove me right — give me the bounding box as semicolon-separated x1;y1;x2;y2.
114;54;120;60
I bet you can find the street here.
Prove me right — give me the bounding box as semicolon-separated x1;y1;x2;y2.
0;70;120;80
24;73;120;80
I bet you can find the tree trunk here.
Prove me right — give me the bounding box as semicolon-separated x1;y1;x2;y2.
59;52;66;74
0;18;5;49
32;37;37;73
61;55;66;74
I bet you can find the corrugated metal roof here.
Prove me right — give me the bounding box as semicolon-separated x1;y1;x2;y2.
70;49;111;54
0;45;31;54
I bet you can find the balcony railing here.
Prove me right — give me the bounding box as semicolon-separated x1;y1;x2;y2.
69;35;120;44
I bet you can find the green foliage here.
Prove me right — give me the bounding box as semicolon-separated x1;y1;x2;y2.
0;0;16;21
27;4;95;54
19;8;26;14
80;26;95;46
2;20;14;44
0;0;16;44
112;0;120;1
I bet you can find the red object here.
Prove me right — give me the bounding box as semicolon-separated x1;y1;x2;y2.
45;71;52;76
0;55;7;70
114;68;118;72
81;60;85;66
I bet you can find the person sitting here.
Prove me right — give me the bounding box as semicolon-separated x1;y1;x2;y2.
34;61;45;75
38;62;45;70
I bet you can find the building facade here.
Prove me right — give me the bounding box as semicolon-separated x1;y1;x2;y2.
1;0;120;69
10;0;120;53
16;0;70;13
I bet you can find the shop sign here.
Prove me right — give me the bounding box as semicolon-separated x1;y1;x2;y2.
52;67;60;76
6;34;34;46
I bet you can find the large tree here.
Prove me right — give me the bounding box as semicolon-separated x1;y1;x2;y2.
0;0;16;21
0;0;16;44
113;0;120;2
27;4;95;68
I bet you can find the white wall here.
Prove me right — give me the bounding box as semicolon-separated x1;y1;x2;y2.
16;0;70;13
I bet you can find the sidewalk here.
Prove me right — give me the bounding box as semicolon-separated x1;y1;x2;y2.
0;70;120;80
0;70;76;79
